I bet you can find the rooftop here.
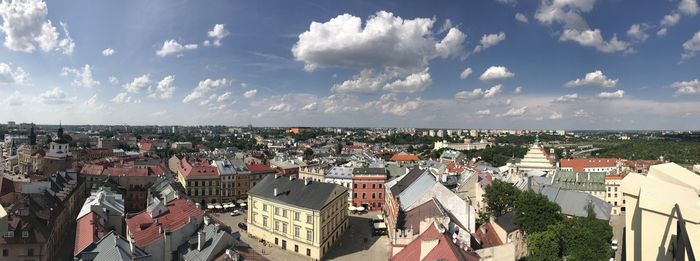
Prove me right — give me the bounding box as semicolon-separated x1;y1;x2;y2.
248;175;347;210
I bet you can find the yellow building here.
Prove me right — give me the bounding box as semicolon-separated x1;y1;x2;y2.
177;157;221;204
247;175;348;260
621;163;700;261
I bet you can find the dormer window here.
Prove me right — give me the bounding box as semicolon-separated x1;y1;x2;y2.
22;231;29;238
4;231;13;238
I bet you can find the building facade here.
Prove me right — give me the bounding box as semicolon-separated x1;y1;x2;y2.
351;167;387;211
177;157;221;204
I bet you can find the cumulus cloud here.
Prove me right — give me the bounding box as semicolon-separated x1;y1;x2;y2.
383;68;432;93
483;84;502;98
681;31;700;61
244;89;257;98
554;93;580;103
657;0;698;36
549;111;563;119
39;87;74;104
565;70;618;88
102;48;115;56
268;103;292;112
535;0;632;53
626;24;649;43
596;89;625;99
156;39;197;57
4;91;23;106
0;62;29;84
679;0;699;15
123;74;151;93
671;79;700;95
515;13;529;23
0;0;74;54
497;106;527;117
149;75;175;99
479;66;514;81
111;92;141;104
473;32;506;53
459;67;472;80
476;109;491;116
61;64;100;88
183;78;231;103
331;69;392;94
204;24;229;47
514;86;523;94
216;92;232;103
437;19;454;34
292;11;466;71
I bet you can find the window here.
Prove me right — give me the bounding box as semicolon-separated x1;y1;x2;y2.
2;249;7;256
275;207;280;215
275;221;280;231
263;204;267;211
608;193;611;198
362;193;366;199
295;226;301;238
294;211;300;221
353;184;357;189
372;193;375;199
27;248;33;256
306;229;314;241
282;222;288;233
614;187;618;192
263;216;268;227
353;193;357;199
295;245;299;252
372;184;375;189
379;193;382;199
362;184;366;189
379;184;382;188
4;231;13;238
306;214;313;224
283;209;288;217
307;248;311;256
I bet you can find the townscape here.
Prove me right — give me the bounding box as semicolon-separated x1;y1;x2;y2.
0;124;698;260
2;0;700;260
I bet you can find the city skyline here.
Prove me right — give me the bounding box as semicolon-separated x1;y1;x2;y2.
1;0;700;130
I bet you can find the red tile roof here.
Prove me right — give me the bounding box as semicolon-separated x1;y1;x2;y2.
473;223;503;248
390;153;420;162
104;167;149;177
560;158;618;172
447;162;464;173
74;212;107;256
126;199;204;247
179;157;218;178
391;222;479;261
246;164;275;173
80;164;105;176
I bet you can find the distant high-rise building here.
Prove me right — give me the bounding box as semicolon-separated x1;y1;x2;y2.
7;121;15;128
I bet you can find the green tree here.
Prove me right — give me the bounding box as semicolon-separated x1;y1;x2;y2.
560;217;612;261
483;180;521;216
513;191;562;233
527;225;561;261
303;148;314;159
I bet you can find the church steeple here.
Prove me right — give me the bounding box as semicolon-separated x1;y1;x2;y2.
55;121;67;144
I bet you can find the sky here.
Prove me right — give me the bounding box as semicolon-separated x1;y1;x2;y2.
1;0;700;130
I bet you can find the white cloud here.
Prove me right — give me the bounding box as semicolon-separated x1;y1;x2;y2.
479;66;514;81
560;29;631;53
437;19;453;34
515;13;529;23
4;91;23;106
657;28;668;37
61;64;100;88
268;103;292;112
0;62;29;84
111;92;141;104
301;102;317;111
39;87;74;104
459;67;472;80
455;88;483;99
681;31;700;60
183;78;231;103
549;111;563;119
383;68;432;93
151;110;167;117
495;0;517;5
102;48;115;56
149;75;175;99
627;24;649;43
679;0;699;16
554;93;580;103
661;13;681;27
483;84;502;98
657;0;698;37
574;109;590;118
292;11;466;71
476;109;491;116
497;106;527;117
0;0;74;54
473;32;506;53
123;74;151;93
514;86;523;94
108;76;118;85
331;69;392;93
596;89;625;99
243;89;257;98
204;24;230;47
565;70;618;88
156;39;197;57
671;79;700;95
217;92;232;102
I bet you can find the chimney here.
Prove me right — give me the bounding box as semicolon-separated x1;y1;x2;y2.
289;176;293;181
304;179;311;186
197;231;206;251
273;188;278;196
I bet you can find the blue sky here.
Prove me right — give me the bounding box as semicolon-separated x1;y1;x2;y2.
1;0;700;130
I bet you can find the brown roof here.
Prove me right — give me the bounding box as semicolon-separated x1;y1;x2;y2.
559;158;618;172
391;153;420;162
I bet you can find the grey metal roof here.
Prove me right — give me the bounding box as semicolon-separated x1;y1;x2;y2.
397;173;437;210
389;167;425;196
325;166;353;179
180;224;240;261
495;212;519;233
352;167;387;176
76;231;151;261
538;186;612;220
248;175;347;210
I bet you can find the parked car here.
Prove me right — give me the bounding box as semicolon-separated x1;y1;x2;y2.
230;210;241;216
611;239;618;251
238;222;247;231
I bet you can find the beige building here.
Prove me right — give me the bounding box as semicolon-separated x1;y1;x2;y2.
605;175;624;215
621;163;700;261
515;143;555;174
247;175;348;260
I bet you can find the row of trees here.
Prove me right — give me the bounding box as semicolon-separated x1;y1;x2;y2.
483;180;613;261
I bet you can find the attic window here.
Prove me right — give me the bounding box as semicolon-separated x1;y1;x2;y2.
4;231;13;238
22;231;29;238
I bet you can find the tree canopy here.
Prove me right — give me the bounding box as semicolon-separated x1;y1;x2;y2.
513;191;562;233
483;179;521;216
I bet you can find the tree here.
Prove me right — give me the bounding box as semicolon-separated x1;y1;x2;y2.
527;225;561;261
483;180;521;216
303;148;314;159
586;202;596;219
560;217;613;261
513;191;562;233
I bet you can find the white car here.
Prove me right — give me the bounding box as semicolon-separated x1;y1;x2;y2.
230;210;241;216
611;239;618;251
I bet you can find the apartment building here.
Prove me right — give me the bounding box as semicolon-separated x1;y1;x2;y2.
177;157;220;204
247;175;348;260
